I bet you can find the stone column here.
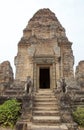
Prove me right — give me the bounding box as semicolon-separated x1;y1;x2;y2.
56;58;60;80
50;65;52;89
61;58;63;78
37;66;39;91
52;63;56;90
33;63;37;92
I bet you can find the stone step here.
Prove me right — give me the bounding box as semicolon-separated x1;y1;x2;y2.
35;91;54;94
36;91;54;94
38;89;53;92
33;110;59;116
33;116;61;124
34;100;58;105
35;92;55;95
35;96;56;99
34;102;58;105
34;106;59;111
36;92;54;94
36;94;55;97
32;124;68;130
35;95;56;98
34;104;58;108
34;98;57;102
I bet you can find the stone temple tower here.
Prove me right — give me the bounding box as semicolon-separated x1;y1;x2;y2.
15;9;74;91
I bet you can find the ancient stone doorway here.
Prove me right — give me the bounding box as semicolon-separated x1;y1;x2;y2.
39;68;50;89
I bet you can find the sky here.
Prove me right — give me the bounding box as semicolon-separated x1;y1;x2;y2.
0;0;84;75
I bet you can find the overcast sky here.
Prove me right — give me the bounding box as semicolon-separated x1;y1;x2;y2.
0;0;84;74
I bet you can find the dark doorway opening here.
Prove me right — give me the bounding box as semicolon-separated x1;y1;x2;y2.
39;68;50;89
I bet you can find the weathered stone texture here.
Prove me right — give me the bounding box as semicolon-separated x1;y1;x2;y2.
0;61;14;83
15;8;74;83
75;60;84;89
0;61;14;95
23;8;66;39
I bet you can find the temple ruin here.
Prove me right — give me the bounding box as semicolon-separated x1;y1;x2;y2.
0;9;84;130
15;8;74;90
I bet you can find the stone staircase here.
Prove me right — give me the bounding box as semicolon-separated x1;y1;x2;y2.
2;85;77;130
31;89;68;130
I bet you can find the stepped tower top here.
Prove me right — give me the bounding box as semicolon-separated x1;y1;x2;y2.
22;8;66;42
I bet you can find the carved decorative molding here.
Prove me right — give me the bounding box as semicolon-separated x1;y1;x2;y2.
33;57;55;64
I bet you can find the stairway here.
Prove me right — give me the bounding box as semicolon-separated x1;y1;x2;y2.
31;89;68;130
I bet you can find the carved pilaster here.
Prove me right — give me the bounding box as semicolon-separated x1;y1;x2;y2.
52;63;56;89
33;63;37;91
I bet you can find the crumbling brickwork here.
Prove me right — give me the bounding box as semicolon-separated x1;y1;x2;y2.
75;60;84;89
0;61;14;83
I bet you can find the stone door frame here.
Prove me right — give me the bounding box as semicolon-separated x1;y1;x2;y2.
33;56;57;91
37;64;51;90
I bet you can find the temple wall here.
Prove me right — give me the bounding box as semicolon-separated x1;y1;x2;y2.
15;45;33;81
59;42;74;79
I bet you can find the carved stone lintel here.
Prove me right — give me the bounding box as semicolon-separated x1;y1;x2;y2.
34;57;55;64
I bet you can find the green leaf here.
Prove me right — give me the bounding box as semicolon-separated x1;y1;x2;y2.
72;107;84;127
0;99;21;128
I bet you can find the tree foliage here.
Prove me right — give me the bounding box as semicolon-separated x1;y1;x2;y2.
0;99;21;128
72;107;84;127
